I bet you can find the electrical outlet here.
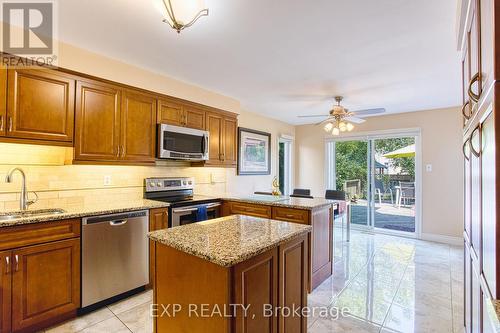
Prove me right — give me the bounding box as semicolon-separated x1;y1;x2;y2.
103;175;112;186
426;164;432;172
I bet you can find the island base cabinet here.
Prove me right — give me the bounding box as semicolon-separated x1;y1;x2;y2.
153;235;309;333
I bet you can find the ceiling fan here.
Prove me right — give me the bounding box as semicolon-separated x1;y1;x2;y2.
298;96;386;135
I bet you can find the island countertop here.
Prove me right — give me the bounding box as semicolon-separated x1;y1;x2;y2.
148;214;312;267
220;194;338;210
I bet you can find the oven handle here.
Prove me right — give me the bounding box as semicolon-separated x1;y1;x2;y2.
172;202;221;214
203;134;209;155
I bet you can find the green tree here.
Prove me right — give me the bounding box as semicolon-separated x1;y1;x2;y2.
375;138;415;176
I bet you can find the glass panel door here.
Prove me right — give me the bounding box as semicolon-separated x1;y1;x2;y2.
334;139;370;229
278;137;292;195
372;137;416;233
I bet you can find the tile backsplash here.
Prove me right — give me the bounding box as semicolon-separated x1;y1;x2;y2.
0;143;227;211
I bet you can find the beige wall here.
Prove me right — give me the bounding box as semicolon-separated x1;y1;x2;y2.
0;41;293;207
295;107;463;239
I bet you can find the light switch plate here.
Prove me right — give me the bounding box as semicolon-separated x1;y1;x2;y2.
103;175;112;186
426;164;432;172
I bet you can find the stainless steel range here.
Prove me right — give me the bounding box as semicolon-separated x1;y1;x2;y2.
144;177;221;227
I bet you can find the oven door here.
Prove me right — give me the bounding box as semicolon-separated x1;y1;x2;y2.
158;124;209;160
171;202;221;227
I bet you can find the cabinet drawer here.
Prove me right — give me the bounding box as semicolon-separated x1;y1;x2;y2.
272;207;309;225
227;202;272;218
0;219;80;251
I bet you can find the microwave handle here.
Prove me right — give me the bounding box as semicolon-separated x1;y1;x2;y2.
203;134;209;155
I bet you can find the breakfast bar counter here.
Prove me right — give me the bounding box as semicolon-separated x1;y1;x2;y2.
148;215;311;333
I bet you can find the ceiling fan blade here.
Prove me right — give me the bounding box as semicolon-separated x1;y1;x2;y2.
351;108;386;116
297;114;330;118
345;116;366;124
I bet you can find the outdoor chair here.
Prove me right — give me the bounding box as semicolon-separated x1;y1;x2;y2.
398;181;415;208
375;179;393;205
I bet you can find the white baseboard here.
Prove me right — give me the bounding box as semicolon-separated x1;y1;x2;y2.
420;233;463;246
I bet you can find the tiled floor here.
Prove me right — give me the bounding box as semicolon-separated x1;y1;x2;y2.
45;228;464;332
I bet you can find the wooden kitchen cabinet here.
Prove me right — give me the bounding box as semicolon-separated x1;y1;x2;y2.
74;79;121;162
157;99;206;130
223;201;272;218
149;208;168;288
0;250;11;333
233;248;278;333
75;80;157;164
205;112;238;166
272;207;309;225
11;238;80;332
0;64;6;138
157;98;184;126
120;90;157;163
5;68;75;143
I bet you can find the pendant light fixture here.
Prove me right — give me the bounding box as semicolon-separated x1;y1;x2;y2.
158;0;209;33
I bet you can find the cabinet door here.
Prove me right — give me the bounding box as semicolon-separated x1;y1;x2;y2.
11;239;80;332
311;206;333;290
468;1;482;103
0;64;6;137
74;80;121;162
149;208;168;288
206;112;223;165
6;68;75;142
479;0;494;88
223;116;238;166
278;236;308;333
184;106;205;130
227;201;272;219
470;125;481;261
157;99;184;126
462;48;472;125
0;251;11;333
481;111;496;296
234;248;278;333
120;90;157;163
464;244;472;333
471;260;481;333
464;138;472;240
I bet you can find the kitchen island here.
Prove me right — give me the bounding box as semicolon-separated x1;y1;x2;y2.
148;215;311;333
222;195;338;291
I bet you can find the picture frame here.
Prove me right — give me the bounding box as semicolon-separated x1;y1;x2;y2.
237;127;271;175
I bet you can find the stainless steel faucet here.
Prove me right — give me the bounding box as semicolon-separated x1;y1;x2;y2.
5;168;36;211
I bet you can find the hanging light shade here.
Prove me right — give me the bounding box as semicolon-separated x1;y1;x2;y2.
332;127;340;136
158;0;209;33
346;123;354;131
324;122;334;132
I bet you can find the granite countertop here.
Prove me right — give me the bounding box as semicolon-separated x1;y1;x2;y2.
0;199;170;228
221;194;337;210
148;215;312;267
486;299;500;332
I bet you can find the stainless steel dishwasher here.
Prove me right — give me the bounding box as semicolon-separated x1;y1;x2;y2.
82;210;149;308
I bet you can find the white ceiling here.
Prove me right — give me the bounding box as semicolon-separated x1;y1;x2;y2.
58;0;462;125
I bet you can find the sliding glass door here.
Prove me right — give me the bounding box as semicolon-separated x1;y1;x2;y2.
327;133;419;235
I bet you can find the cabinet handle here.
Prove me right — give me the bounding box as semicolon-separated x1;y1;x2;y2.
5;256;9;274
121;146;125;157
469;126;481;157
0;115;3;131
116;146;120;157
461;101;471;120
14;254;19;272
468;72;481;103
285;214;296;218
463;139;470;161
8;117;12;132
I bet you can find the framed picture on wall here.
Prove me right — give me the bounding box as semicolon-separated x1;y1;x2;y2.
237;128;271;175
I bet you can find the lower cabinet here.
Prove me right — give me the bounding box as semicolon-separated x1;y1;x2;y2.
148;208;168;288
0;221;81;333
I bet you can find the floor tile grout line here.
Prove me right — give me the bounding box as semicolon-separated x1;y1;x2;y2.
378;245;416;333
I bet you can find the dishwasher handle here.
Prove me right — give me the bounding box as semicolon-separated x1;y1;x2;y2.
109;219;127;226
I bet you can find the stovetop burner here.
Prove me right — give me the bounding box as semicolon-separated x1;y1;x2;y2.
144;177;220;207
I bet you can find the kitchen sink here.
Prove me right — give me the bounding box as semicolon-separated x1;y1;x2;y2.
0;208;66;221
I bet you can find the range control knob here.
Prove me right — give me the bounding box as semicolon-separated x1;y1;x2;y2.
150;183;156;188
157;182;163;187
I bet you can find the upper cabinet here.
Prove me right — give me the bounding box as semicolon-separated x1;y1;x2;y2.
0;64;6;138
120;90;157;163
4;68;75;143
74;80;122;162
74;80;157;164
206;111;238;166
157;98;206;130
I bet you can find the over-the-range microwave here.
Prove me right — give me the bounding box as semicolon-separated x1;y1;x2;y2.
157;124;209;161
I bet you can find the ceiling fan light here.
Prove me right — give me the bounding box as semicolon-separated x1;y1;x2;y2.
158;0;208;33
346;123;354;131
332;127;340;136
324;122;334;132
339;122;347;132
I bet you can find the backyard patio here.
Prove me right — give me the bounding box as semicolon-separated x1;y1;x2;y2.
350;199;415;232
